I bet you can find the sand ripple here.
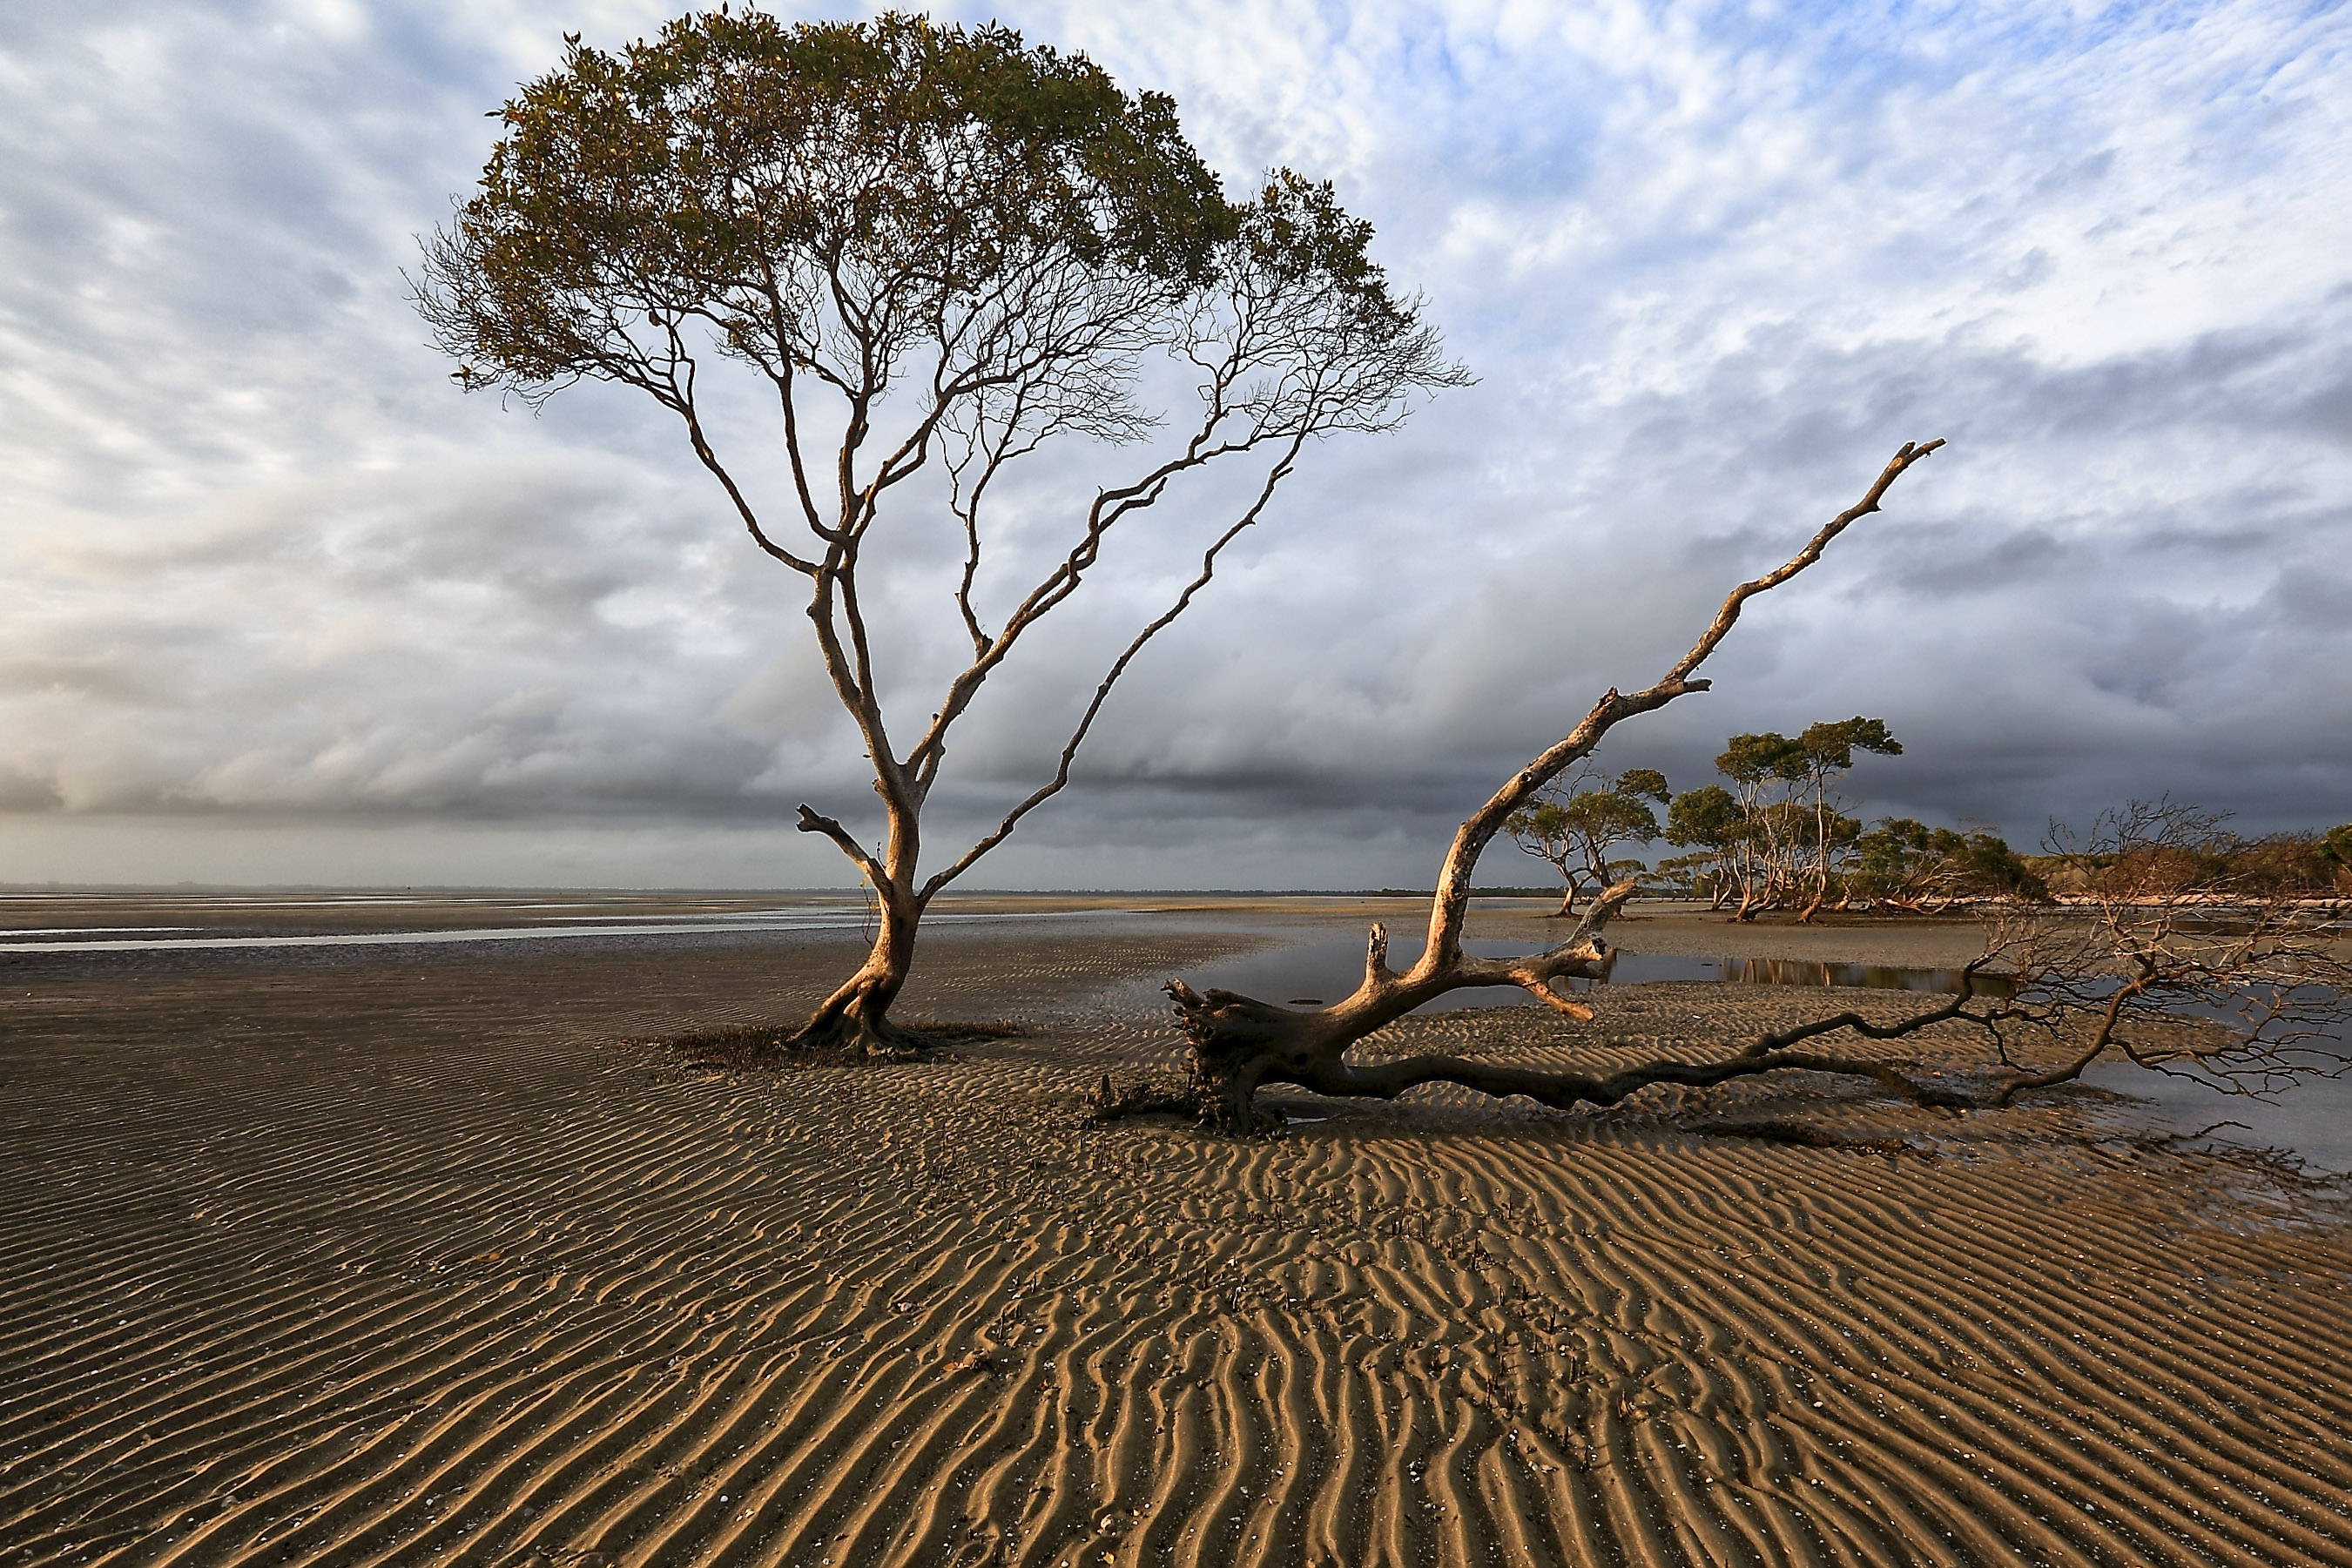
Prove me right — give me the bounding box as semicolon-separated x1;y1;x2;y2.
3;916;2350;1566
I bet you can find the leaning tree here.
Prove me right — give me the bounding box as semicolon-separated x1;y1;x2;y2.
1502;765;1670;918
415;10;1463;1051
1165;443;2352;1129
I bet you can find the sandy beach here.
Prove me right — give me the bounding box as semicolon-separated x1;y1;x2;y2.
3;892;2349;1567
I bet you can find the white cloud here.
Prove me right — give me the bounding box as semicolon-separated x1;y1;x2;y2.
1;0;2347;886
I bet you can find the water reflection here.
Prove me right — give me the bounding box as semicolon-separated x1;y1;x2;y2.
1576;953;2017;997
1184;936;2016;1014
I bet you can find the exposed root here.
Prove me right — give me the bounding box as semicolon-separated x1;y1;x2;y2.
1080;1072;1197;1125
641;1015;1025;1071
1080;1071;1290;1136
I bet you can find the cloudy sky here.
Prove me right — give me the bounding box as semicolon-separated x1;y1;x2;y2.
3;0;2347;890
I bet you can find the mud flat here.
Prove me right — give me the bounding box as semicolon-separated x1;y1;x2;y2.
3;892;2350;1567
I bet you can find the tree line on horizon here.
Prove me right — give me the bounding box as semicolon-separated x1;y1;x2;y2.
1508;724;2352;921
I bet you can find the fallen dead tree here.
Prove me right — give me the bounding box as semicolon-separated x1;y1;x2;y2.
1163;443;2352;1130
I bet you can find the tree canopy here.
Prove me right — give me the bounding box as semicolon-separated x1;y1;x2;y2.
1658;717;1904;918
1850;818;2047;906
1504;766;1671;916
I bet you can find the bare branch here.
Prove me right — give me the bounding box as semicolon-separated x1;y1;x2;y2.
795;804;886;890
1136;445;2352;1134
677;392;821;576
920;434;1310;900
1416;440;1944;976
1736;953;2004;1059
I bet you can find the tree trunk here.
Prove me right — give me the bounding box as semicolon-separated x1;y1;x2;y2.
793;891;931;1054
1802;789;1830;923
1170;898;1627;1131
788;798;937;1055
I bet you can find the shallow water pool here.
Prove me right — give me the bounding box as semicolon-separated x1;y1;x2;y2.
1180;933;2008;1013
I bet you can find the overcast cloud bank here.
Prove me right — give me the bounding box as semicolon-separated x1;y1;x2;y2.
3;0;2347;888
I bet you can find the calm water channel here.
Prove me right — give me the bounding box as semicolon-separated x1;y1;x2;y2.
1181;934;2008;1012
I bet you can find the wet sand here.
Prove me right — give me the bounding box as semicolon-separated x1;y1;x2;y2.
3;893;2350;1567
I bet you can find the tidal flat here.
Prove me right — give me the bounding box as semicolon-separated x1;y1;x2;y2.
3;891;2349;1567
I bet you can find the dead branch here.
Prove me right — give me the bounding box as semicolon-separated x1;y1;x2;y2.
1163;442;1954;1127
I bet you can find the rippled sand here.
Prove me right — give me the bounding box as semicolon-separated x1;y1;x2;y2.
3;896;2349;1567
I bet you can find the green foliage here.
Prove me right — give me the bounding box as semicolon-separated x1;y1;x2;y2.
1615;768;1670;805
416;9;1454;438
1712;720;1899;807
413;7;1459;919
425;10;1235;396
1557;790;1664;850
2146;823;2352;897
2035;799;2350;902
1644;851;1722;899
1664;784;1744;851
1504;766;1674;910
1796;716;1902;772
1850;818;2047;905
1668;717;1906;912
1713;732;1809;786
2308;824;2352;891
1715;719;1899;793
412;9;1470;1031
